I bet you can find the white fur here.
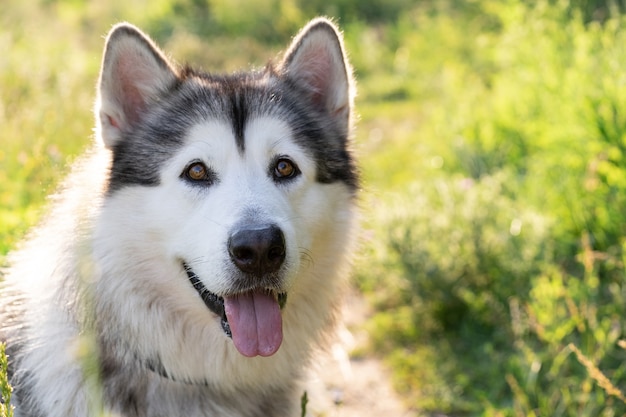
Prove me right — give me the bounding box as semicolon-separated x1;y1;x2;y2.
2;18;357;417
89;114;356;384
5;115;356;416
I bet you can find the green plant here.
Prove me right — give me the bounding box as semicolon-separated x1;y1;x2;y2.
505;244;626;416
358;174;550;413
0;343;14;417
353;1;626;414
300;391;308;417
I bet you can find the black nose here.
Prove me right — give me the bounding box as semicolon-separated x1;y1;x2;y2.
228;225;286;275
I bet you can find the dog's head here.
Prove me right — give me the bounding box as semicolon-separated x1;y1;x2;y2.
92;19;357;362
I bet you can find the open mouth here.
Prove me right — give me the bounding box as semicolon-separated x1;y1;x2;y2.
183;263;287;357
184;263;232;337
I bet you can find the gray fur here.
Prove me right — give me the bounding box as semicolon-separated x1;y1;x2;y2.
107;65;358;194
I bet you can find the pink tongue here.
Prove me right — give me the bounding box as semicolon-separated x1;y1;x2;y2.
223;291;283;357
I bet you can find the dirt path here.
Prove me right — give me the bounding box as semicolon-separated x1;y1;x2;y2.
308;290;419;417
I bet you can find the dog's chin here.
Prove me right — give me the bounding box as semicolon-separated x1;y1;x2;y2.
182;263;287;339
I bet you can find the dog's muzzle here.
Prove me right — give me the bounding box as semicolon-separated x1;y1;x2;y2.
183;223;290;356
182;264;288;338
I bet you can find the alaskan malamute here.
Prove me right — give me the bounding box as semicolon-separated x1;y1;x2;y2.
0;17;357;417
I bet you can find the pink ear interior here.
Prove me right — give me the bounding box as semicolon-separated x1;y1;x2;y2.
281;20;352;122
294;43;335;108
108;50;160;129
97;24;178;147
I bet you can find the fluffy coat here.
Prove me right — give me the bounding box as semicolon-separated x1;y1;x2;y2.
1;18;357;417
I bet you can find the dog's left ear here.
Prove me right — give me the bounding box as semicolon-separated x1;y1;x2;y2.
280;18;355;132
95;23;178;149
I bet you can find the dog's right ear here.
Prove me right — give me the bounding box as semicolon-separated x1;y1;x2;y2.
279;18;354;136
95;23;178;149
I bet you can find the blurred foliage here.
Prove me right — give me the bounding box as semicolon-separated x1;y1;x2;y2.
2;0;626;416
353;0;626;415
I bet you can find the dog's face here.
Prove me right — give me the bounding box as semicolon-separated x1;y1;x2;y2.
92;19;357;368
140;115;339;358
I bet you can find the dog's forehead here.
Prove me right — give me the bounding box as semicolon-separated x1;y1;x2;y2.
180;72;279;140
107;72;356;193
166;75;292;148
180;116;306;167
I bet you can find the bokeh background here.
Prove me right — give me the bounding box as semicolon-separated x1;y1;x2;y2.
3;0;626;415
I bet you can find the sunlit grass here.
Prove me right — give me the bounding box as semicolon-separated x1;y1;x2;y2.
0;343;13;417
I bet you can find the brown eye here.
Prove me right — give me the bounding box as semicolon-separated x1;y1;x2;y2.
274;159;299;180
183;162;214;186
187;163;207;180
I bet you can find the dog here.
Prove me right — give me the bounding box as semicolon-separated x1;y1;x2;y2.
0;17;357;417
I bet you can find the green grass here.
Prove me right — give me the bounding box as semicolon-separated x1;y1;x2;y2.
3;0;626;415
0;343;13;417
352;2;626;415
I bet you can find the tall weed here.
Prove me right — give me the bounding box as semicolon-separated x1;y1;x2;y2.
0;344;13;417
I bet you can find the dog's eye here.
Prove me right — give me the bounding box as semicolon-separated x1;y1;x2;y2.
187;163;207;180
182;162;214;185
273;158;299;180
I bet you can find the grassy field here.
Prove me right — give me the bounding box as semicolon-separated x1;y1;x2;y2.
3;0;626;415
